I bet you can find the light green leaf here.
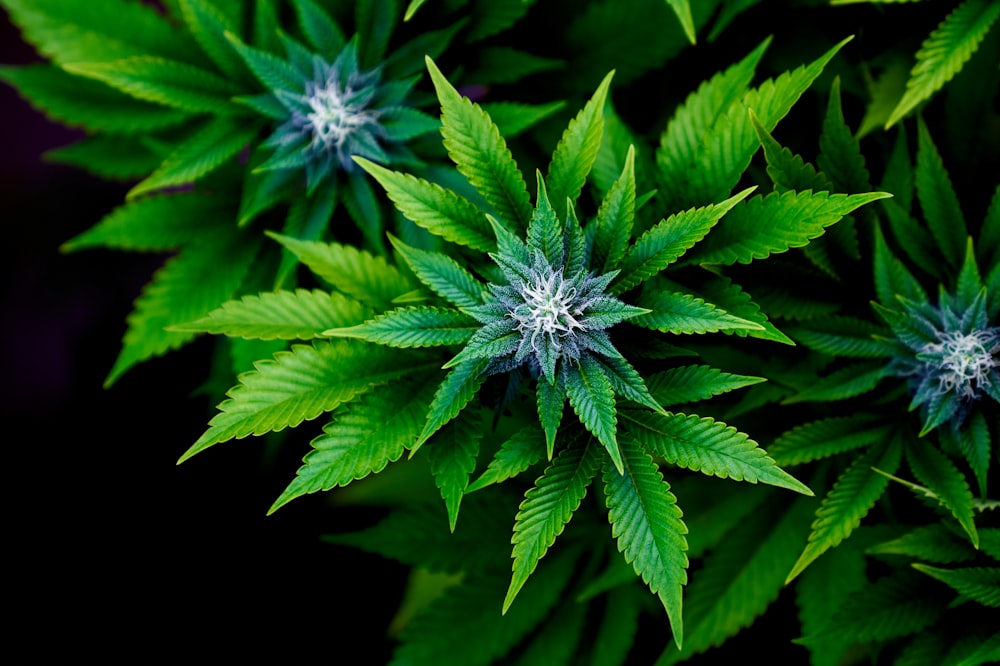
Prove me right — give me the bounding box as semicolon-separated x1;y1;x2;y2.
356;157;494;253
614;187;753;293
622;410;812;494
686;190;892;266
645;364;765;407
226;30;303;93
428;413;482;531
61;193;231;252
180;340;432;461
389;236;486;310
425;56;532;232
566;355;621;473
504;440;600;612
326;306;479;348
106;230;260;386
129;117;262;198
415;357;490;452
546;70;614;216
270;233;414;310
750;108;832;193
269;374;438;513
634;289;764;335
786;437;902;583
467;426;546;492
887;0;1000;128
604;436;688;650
0;64;190;134
527;174;564;265
179;0;247;80
592;145;636;274
64;57;242;115
536;370;566;460
172;289;371;340
664;0;697;44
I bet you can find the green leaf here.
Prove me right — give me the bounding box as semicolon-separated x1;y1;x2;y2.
645;364;765;407
817;77;872;195
504;440;600;612
467;426;546;492
588;586;643;666
389;236;486;310
873;220;929;306
906;438;979;547
867;524;979;564
685;190;892;266
786;437;902;583
604;437;688;649
291;0;345;56
566;356;621;473
782;361;890;404
621;410;812;494
526;173;564;265
664;0;697;44
546;70;614;216
427;413;482;531
172;289;371;340
61;193;231;252
129;117;262;198
592;145;636;274
225;30;304;93
750;108;831;194
536;371;567;459
887;0;1000;128
43;134;163;181
0;64;190;134
356;157;495;253
326;306;479;348
949;411;991;498
466;47;564;85
479;101;567;139
915;117;968;270
425;56;532;232
270;233;414;310
64;57;242;115
613;187;753;293
268;374;438;513
107;230;260;386
768;414;893;467
658;493;815;664
179;0;247;80
180;340;431;461
786;316;895;358
389;552;577;666
912;565;1000;607
3;0;198;64
799;569;943;645
415;357;490;452
634;289;764;335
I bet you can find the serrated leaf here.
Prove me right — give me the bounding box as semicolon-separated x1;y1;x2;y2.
427;413;482;531
633;289;764;335
817;76;871;195
604;437;688;649
270;233;414;309
873;220;929;306
3;0;198;65
566;356;621;472
786;437;902;583
686;190;891;266
768;414;893;467
782;361;890;404
356;157;494;253
179;0;247;80
592;144;636;274
425;56;532;232
326;306;478;348
887;0;1000;128
504;440;600;612
527;174;564;265
61;193;231;252
614;187;753;293
180;340;433;461
269;373;438;512
536;370;566;459
226;30;304;93
64;57;242;115
467;426;546;492
415;357;490;452
906;438;979;547
786;316;895;358
129;116;262;198
291;0;345;56
107;230;260;386
913;565;1000;607
389;236;486;310
173;289;371;340
658;492;814;663
0;64;190;134
645;364;765;407
622;410;812;494
867;524;979;564
546;70;614;217
916;117;969;269
750;108;831;194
